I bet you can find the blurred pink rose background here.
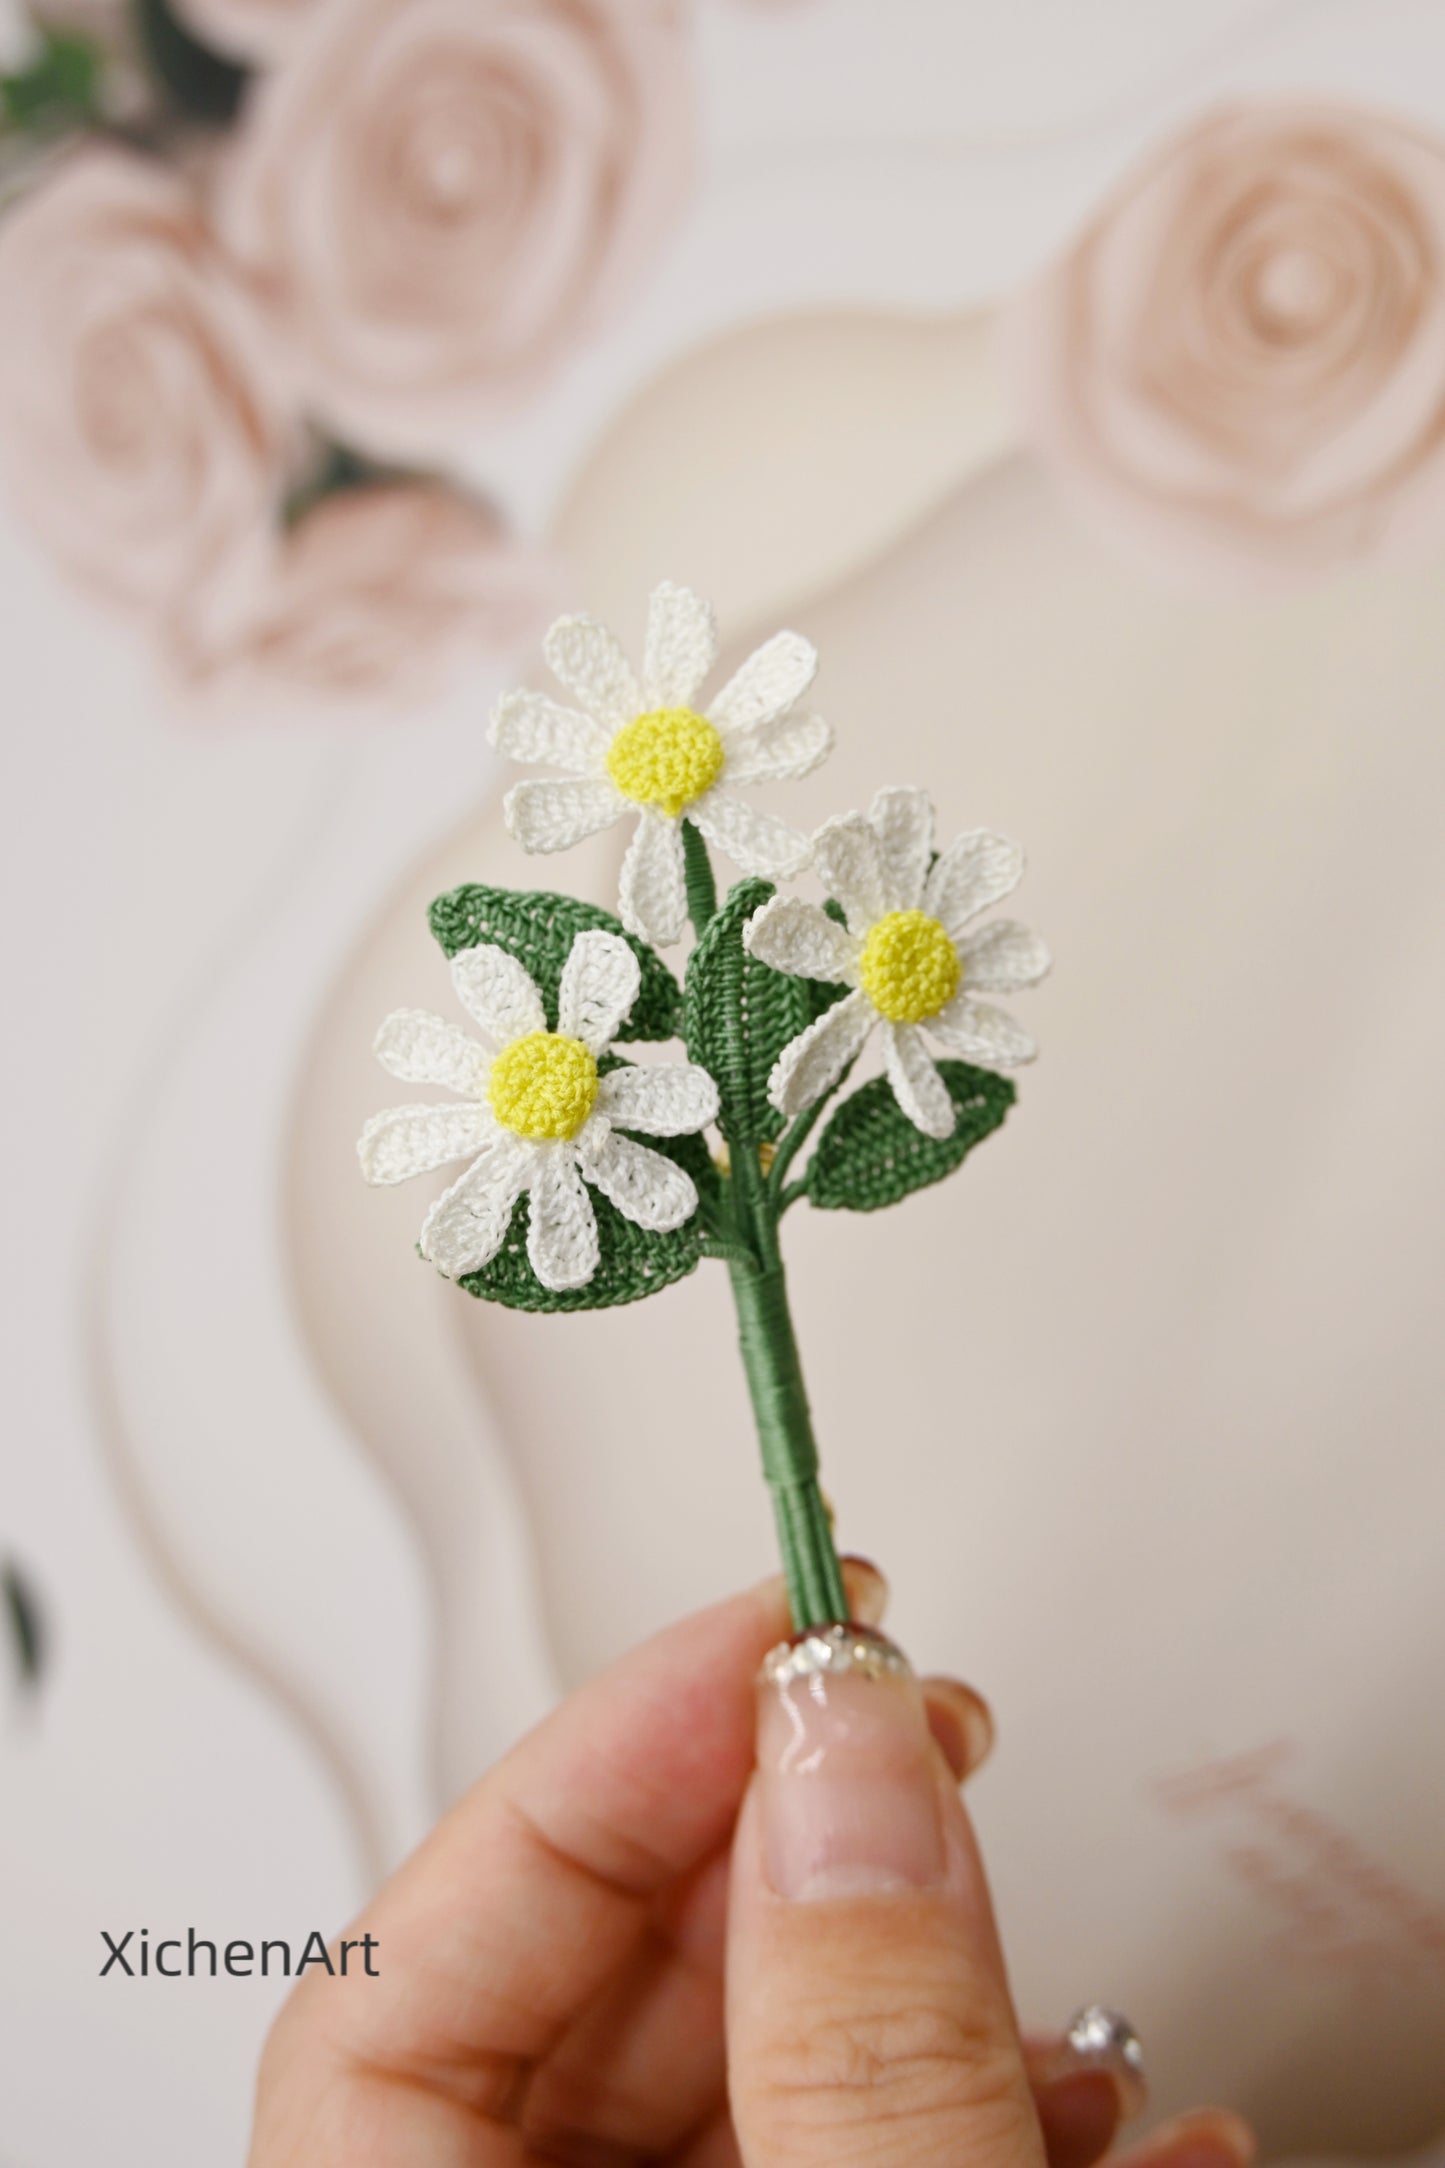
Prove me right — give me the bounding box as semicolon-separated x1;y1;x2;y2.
219;0;693;454
172;0;312;64
1007;104;1445;585
0;0;696;715
0;145;286;615
166;479;559;715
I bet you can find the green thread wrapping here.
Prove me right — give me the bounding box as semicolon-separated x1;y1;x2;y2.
681;818;719;938
685;879;815;1145
729;1257;847;1628
429;884;681;1040
422;849;1008;1620
725;1125;847;1629
676;856;848;1623
807;1059;1015;1212
405;833;1020;1631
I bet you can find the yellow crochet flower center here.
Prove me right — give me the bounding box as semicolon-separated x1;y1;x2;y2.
606;706;725;818
858;910;961;1024
487;1031;599;1142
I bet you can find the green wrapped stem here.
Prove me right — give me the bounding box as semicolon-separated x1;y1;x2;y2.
683;821;846;1629
728;1256;847;1628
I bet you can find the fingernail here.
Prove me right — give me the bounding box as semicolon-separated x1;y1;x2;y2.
756;1625;944;1900
839;1555;889;1628
1031;2007;1146;2168
1034;2073;1121;2168
1140;2110;1256;2168
921;1675;994;1782
1053;2007;1146;2112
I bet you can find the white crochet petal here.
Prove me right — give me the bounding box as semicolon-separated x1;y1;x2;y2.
451;943;545;1046
418;1135;530;1277
373;1009;488;1095
924;830;1025;940
928;993;1038;1069
882;1022;955;1140
957;919;1051;993
556;928;640;1053
580;1129;698;1232
641;581;717;708
767;988;875;1116
723;709;833;786
706;629;817;735
811;814;889;933
689;788;809;876
596;1061;719;1136
743;894;857;983
619;809;687;946
869;787;935;913
528;1146;600;1291
489;688;610;773
357;1101;492;1186
503;777;625;855
542;613;640;730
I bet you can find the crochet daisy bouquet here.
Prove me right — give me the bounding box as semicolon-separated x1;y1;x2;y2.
360;585;1047;1630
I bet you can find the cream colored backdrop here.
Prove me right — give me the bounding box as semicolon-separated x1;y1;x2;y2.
4;7;1445;2165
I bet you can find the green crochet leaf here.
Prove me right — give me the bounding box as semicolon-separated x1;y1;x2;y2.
806;1060;1015;1212
684;879;816;1145
428;884;682;1041
454;1182;704;1312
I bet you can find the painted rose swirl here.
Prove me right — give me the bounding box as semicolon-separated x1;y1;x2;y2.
219;0;693;456
1008;104;1445;584
0;145;285;615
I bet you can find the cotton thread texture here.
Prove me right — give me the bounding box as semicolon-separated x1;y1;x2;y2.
857;909;961;1023
730;1259;847;1625
491;581;825;945
487;1032;599;1140
607;706;726;816
745;786;1048;1140
685;877;818;1144
806;1061;1015;1212
428;884;681;1039
360;585;1049;1639
358;928;718;1295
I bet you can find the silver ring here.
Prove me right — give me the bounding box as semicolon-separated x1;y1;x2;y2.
1066;2005;1145;2080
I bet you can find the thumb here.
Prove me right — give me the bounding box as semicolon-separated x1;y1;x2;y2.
727;1627;1045;2168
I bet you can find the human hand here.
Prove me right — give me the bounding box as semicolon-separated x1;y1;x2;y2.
250;1563;1254;2168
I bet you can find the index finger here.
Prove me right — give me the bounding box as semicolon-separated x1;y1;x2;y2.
266;1563;883;2125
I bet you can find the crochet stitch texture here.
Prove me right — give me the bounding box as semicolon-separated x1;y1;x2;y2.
360;583;1048;1627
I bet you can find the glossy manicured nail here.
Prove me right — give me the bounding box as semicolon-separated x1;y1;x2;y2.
839;1554;889;1627
1044;2007;1146;2111
921;1675;995;1781
756;1625;944;1900
1030;2007;1145;2168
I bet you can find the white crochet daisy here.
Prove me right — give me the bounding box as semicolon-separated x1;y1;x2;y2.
358;929;719;1292
491;581;831;946
745;787;1049;1140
